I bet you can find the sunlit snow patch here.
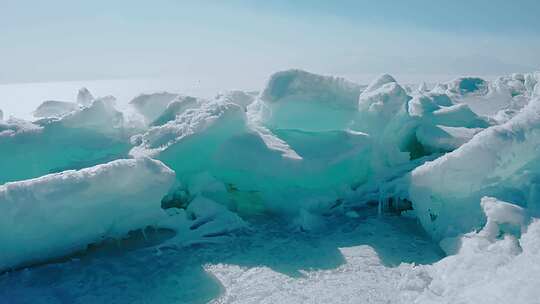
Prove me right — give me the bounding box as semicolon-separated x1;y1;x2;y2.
399;197;539;304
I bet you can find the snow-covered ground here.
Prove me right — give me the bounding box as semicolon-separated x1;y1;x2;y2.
0;70;539;303
0;212;443;304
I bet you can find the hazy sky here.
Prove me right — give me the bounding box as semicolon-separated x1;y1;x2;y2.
1;0;540;85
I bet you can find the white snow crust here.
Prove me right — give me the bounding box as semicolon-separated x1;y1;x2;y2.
0;158;175;271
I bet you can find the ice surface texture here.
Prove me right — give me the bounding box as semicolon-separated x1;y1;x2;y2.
0;87;156;184
0;158;175;271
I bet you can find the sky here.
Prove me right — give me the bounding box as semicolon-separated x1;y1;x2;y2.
1;0;540;86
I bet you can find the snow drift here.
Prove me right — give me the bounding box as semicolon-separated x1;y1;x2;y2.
410;96;540;240
0;158;175;271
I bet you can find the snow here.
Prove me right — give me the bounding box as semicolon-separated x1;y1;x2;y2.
433;73;538;119
478;196;529;240
410;95;540;240
208;245;402;304
357;74;410;130
60;97;126;137
0;78;226;121
128;73;376;219
33;100;80;118
0;117;42;137
216;90;257;110
0;118;131;184
76;87;94;106
405;93;490;151
0;213;443;304
207;197;540;304
1;69;540;303
129;92;179;124
401;197;540;304
151;95;205;126
260;69;361;106
255;69;362;132
0;95;143;184
130;99;245;158
415;125;483;152
246;96;301;159
1;196;537;303
0;158;175;271
352;74;413;165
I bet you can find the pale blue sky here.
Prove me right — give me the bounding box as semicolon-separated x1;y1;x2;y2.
1;0;539;84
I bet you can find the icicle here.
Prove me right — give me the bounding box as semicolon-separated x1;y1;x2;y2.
378;183;383;217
